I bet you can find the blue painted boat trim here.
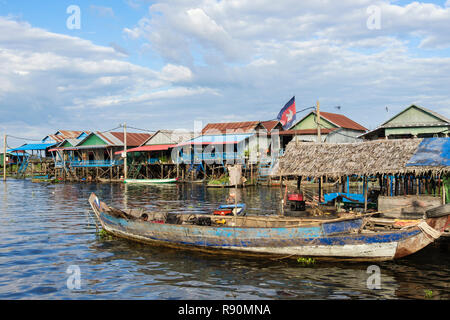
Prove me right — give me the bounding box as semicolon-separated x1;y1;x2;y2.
98;211;420;249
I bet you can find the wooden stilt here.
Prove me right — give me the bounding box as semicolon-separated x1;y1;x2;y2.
318;176;322;204
364;175;368;212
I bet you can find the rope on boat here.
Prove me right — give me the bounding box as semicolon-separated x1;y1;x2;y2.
417;221;441;240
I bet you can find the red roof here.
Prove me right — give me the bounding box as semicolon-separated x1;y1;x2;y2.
202;121;260;134
95;132;151;146
319;112;367;132
114;144;176;154
48;130;90;143
279;128;336;135
260;120;281;132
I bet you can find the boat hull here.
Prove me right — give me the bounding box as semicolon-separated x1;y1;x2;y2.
89;193;450;261
124;178;178;184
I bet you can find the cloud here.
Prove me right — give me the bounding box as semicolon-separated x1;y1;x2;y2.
89;5;115;18
120;1;450;119
109;42;129;56
0;16;215;142
2;1;450;145
124;0;450;63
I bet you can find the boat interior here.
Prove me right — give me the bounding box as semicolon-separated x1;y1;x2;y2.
98;200;420;230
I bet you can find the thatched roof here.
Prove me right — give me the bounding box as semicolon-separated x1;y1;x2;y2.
273;138;449;178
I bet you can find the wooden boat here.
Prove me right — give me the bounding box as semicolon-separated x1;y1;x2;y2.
213;204;246;216
124;178;178;184
88;193;450;261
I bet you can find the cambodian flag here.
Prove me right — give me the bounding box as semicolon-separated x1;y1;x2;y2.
277;96;296;130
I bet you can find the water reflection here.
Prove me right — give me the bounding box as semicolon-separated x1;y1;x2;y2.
0;179;448;299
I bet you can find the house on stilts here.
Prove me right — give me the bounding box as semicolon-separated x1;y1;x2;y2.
361;104;450;140
272;137;449;219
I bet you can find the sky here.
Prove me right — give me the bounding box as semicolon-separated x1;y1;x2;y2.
1;0;450;148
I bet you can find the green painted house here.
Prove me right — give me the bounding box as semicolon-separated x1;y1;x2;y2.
280;111;367;143
62;131;151;166
361;105;450;140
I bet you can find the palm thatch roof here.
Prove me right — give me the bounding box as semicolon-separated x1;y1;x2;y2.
273;138;449;178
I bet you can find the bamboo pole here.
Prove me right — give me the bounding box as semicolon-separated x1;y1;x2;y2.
316;100;321;143
123;123;127;180
443;182;446;205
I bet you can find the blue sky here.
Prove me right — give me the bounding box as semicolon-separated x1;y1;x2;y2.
1;0;450;147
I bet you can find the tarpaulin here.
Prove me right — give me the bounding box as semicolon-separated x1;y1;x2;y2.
406;137;450;167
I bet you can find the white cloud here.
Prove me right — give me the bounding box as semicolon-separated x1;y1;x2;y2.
90;5;115;18
2;1;450;142
125;0;450;63
0;16;216;141
160;64;193;82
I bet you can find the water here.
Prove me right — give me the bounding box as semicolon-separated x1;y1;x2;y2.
0;179;449;300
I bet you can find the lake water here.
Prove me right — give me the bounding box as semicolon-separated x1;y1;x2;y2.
0;179;449;300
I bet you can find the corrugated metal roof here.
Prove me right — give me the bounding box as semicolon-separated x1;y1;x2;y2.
46;130;91;143
115;144;176;155
143;130;194;146
65;138;82;147
202;121;260;135
9;143;56;152
290;112;367;132
177;134;253;146
260;120;281;132
279;128;336;135
95;132;151;147
319;112;367;131
381;105;450;128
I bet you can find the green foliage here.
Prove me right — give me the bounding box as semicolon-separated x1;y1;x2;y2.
208;174;229;185
297;257;316;266
424;289;433;299
97;228;113;240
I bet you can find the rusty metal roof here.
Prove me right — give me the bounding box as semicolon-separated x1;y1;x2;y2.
201;121;260;135
260;120;281;132
319;112;367;132
290;112;367;132
46;130;90;143
96;132;152;147
279;128;336;135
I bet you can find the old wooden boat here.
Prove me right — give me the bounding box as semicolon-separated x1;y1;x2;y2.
124;178;178;184
88;193;450;261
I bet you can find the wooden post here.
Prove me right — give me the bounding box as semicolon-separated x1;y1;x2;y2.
364;175;368;212
297;176;302;191
443;180;446;205
320;176;324;202
123;122;127;180
318;176;322;204
3;134;6;181
316;100;321;143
